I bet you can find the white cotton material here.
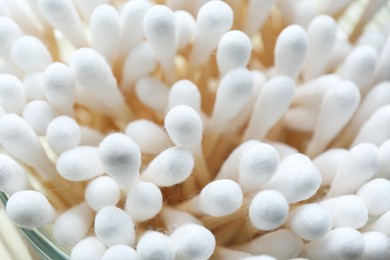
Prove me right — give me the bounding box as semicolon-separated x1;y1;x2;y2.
167;80;201;114
0;17;22;60
142;147;194;187
357;178;390;217
199;179;243;217
357;31;385;51
135;76;169;112
53;202;94;248
10;35;52;72
6;190;55;228
320;195;368;229
42;62;76;115
237;229;303;259
0;114;55;179
303;15;337;80
22;100;56;136
0;74;26;114
125;119;170;154
46;116;81;155
57;146;104;181
242;256;277;260
341;45;378;90
268;142;298;160
39;0;87;47
170;224;216;260
244;75;295;141
102;245;137;260
306;81;360;157
216;30;252;76
98;133;141;185
217;247;254;260
373;34;390;84
137;231;175;260
274;25;309;78
0;154;29;194
329;143;379;196
304;227;364;260
23;72;46;101
377;140;390;179
313;148;348;186
244;0;275;36
125;182;162;222
160;207;202;233
265;154;321;203
283;106;318;132
239;143;280;192
327;37;352;71
174;10;195;50
352;105;390;147
79;126;104;146
368;211;390;236
165;105;202;149
90;4;119;64
293;0;318;28
190;0;233;67
249;190;289;231
121;41;157;88
361;232;390;260
95;206;135;247
85;176;120;211
288;203;332;240
0;1;11;17
71;237;106;260
321;0;353;16
212;68;253;129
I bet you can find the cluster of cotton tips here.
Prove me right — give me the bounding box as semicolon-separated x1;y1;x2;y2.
0;0;390;259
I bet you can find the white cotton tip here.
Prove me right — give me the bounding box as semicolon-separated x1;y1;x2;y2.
174;10;195;50
142;147;194;187
329;143;379;196
0;17;23;60
102;245;137;260
39;0;87;47
357;31;385;51
125;182;162;222
165;105;202;149
357;178;390;217
22;100;56;136
0;114;55;179
306;81;360;157
341;45;378;90
6;190;55;228
167;80;201;114
368;211;390;236
98;133;141;185
57;146;104;181
10;35;52;72
135;76;169;112
199;179;243;217
137;231;175;260
42;62;76;115
352;105;390;147
170;224;216;260
268;142;298;160
53;202;94;248
143;5;177;74
238;229;303;259
71;237;106;260
320;195;368;229
90;4;119;64
244;0;275;36
244;75;295;141
216;30;252;76
79;126;104;146
85;176;120;211
361;232;390;260
0;74;26;114
0;154;29;194
303;15;337;80
23;72;46;101
239;143;280;192
274;25;309;78
288;203;332;240
283;106;318;132
249;190;289;231
265;154;322;203
95;206;135;247
304;227;364;260
373;34;390;84
242;256;277;260
160;207;202;233
293;0;318;28
313;148;348;186
212;68;253;128
377;140;390;179
125;119;170;154
121;41;157;88
190;0;233;67
46;116;81;155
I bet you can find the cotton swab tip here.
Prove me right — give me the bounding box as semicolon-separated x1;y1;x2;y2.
136;231;175;260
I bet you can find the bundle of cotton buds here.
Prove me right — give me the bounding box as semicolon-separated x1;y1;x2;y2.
1;0;390;259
